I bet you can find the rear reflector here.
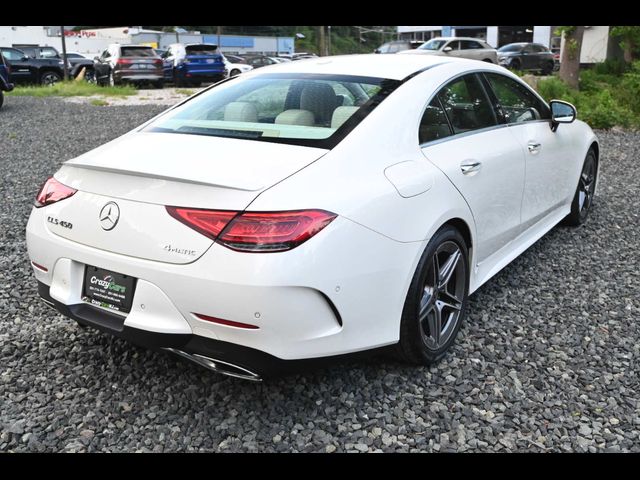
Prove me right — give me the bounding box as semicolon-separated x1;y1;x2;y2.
166;207;237;240
218;210;337;252
31;261;48;272
35;177;77;208
193;313;259;330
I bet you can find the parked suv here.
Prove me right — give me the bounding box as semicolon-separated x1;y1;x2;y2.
0;52;15;110
94;44;164;88
161;43;226;86
374;40;423;54
399;37;498;63
497;43;556;75
0;47;67;85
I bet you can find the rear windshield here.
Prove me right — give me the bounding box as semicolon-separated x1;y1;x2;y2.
144;73;401;149
186;45;219;55
121;47;156;57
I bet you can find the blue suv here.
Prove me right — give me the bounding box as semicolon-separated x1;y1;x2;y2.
161;43;227;87
0;51;15;110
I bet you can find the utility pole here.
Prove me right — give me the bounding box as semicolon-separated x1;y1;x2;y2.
217;25;222;50
60;26;69;81
327;26;332;56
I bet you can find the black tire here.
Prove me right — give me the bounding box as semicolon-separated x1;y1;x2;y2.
0;91;4;110
563;149;597;226
510;58;521;70
173;69;184;87
40;71;62;86
541;61;554;76
190;81;201;87
396;225;470;365
153;80;164;89
230;69;240;77
84;68;96;84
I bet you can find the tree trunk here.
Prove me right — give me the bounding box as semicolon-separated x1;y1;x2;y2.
623;39;635;63
318;26;327;56
559;26;585;90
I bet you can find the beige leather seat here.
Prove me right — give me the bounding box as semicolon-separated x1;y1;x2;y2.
299;83;338;126
224;102;258;123
275;109;315;126
331;106;359;129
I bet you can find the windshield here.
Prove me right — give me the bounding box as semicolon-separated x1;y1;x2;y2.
121;47;156;57
418;39;447;51
144;73;401;149
498;44;524;53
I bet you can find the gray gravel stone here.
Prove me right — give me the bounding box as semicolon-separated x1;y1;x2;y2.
1;97;639;452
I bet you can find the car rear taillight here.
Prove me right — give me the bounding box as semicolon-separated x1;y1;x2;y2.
166;206;237;240
165;207;336;252
116;58;133;66
153;59;162;66
219;210;336;252
35;177;77;208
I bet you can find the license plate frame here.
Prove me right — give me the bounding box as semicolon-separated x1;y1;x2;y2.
82;265;136;313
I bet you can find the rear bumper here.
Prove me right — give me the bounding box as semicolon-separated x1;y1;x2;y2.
27;203;422;363
176;67;226;81
114;70;163;82
36;281;384;379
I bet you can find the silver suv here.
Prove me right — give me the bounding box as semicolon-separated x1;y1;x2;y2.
398;37;498;64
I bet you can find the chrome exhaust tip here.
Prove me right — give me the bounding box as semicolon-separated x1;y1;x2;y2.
164;348;262;382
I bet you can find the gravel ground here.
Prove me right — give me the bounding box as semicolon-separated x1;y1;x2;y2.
1;96;639;453
61;86;202;106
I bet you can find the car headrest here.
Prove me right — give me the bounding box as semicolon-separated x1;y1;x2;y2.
300;83;338;125
275;109;315;126
224;102;258;123
331;106;359;129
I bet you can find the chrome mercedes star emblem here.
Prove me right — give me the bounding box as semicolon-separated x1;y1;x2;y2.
99;202;120;231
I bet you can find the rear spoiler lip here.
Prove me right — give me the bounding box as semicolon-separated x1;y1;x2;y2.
61;162;265;192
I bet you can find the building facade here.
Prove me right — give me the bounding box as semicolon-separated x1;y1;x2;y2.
0;26;295;58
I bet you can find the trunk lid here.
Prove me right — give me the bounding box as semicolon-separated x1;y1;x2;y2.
47;132;327;264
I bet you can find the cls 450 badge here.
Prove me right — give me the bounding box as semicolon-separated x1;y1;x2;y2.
47;216;73;229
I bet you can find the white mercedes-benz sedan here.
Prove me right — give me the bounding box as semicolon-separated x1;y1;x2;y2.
26;54;599;381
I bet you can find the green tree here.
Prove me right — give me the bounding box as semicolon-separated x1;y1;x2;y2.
610;26;640;63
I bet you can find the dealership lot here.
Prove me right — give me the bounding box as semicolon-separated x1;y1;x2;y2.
1;96;639;452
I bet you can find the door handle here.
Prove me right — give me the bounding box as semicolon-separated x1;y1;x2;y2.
528;142;541;154
460;161;482;175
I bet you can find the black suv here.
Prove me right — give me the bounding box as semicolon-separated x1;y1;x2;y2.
0;46;67;86
497;43;556;75
1;52;15;110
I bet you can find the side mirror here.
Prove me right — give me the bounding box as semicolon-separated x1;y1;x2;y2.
22;55;30;61
443;46;453;53
550;99;576;131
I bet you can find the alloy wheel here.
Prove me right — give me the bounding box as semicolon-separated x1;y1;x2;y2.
578;155;596;215
418;240;466;351
41;72;60;86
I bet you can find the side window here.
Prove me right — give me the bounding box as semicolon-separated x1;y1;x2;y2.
460;40;482;50
484;72;551;123
419;98;452;144
437;74;498;134
523;45;535;54
445;41;460;51
101;49;110;59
